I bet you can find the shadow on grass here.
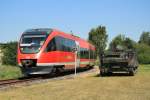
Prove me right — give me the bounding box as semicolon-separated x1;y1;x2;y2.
19;66;94;80
94;72;133;77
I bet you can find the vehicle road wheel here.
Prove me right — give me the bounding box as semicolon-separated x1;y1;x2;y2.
100;70;105;77
129;68;135;76
134;66;138;74
107;71;112;76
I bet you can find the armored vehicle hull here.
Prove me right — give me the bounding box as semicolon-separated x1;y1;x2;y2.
100;50;138;76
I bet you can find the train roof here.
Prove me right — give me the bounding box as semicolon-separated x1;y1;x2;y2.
23;28;52;35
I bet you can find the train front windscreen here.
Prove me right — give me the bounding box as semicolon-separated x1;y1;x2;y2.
20;34;47;53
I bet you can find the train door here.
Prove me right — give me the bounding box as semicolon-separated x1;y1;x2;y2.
75;41;80;67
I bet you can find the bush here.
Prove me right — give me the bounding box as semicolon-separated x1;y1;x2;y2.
1;41;18;65
135;43;150;64
0;65;22;80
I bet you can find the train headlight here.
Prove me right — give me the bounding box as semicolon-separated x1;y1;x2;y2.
21;59;37;67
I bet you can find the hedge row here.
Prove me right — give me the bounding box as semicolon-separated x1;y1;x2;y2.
1;42;18;65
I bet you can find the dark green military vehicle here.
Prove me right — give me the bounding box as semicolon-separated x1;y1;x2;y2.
99;49;139;76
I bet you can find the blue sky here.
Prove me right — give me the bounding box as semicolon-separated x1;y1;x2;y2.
0;0;150;44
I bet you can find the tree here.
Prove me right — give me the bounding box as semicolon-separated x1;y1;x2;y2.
124;37;136;49
135;43;150;64
1;41;18;65
139;32;150;46
109;34;125;51
88;25;108;56
109;34;136;51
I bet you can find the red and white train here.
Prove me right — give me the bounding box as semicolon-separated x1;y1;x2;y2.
17;28;96;75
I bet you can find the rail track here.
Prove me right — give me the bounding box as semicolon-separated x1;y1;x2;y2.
0;77;43;89
0;67;97;90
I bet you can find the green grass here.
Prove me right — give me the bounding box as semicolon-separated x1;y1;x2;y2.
0;65;150;100
0;65;22;80
139;64;150;73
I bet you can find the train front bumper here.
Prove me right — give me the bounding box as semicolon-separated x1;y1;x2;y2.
20;66;54;75
18;59;54;75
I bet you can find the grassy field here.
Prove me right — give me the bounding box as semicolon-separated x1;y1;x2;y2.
0;65;150;100
0;65;22;80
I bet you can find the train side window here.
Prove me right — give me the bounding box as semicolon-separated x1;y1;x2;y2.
45;38;56;52
90;50;93;59
80;48;84;59
55;36;75;52
86;49;89;59
80;48;89;59
55;36;62;51
64;38;70;51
